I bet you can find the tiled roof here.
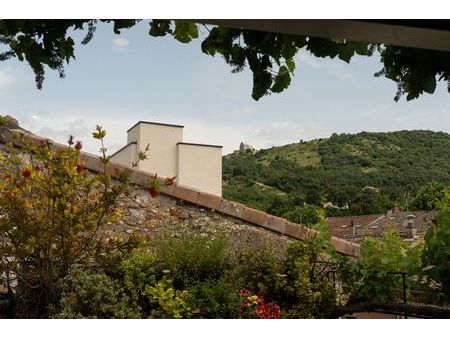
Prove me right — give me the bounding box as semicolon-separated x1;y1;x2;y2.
327;214;383;240
327;211;433;243
0;127;360;257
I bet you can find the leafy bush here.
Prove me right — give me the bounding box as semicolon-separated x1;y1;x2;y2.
143;277;198;319
0;127;151;317
121;250;157;301
422;189;450;301
231;243;283;300
186;276;242;318
148;231;232;288
283;204;323;227
280;241;337;318
342;229;423;303
54;269;140;319
120;232;241;318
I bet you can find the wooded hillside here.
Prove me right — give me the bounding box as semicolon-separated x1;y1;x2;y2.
223;130;450;217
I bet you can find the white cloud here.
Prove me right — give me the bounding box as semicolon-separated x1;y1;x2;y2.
296;50;352;79
18;112;129;156
112;38;130;51
297;52;323;70
0;66;24;89
246;120;333;149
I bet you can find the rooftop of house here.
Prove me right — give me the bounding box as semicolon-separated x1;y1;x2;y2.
126;120;184;132
327;209;433;243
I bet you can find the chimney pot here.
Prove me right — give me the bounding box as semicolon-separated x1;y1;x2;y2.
406;213;417;239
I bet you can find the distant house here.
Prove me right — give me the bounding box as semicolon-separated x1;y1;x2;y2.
327;207;433;243
239;142;256;153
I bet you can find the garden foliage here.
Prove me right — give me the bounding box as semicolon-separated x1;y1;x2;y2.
1;124;449;318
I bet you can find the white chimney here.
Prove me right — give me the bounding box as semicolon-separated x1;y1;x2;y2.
177;142;222;196
111;121;222;196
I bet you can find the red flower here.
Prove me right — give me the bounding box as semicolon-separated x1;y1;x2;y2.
255;302;281;319
67;135;74;145
239;288;250;297
33;165;40;171
76;164;84;172
148;187;158;198
22;168;31;178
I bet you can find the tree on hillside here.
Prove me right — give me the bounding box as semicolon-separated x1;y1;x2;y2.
411;181;446;211
0;19;449;102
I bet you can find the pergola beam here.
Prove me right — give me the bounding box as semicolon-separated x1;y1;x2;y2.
201;19;450;52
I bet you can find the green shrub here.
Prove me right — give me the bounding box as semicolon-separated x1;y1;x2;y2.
187;276;242;318
0;127;147;318
232;243;283;300
343;229;423;303
283;204;323;227
121;231;240;318
143;277;198;319
149;231;232;288
122;250;157;300
422;190;450;301
281;241;337;318
54;269;141;319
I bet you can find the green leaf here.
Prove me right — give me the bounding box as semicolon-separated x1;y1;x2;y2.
173;22;198;43
149;20;172;37
280;40;298;60
286;58;296;72
251;69;272;100
271;65;291;93
422;75;437;94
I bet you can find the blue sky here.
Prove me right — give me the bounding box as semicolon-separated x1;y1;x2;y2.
1;20;449;155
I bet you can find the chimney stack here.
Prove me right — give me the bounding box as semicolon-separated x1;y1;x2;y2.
406;214;417;239
391;202;400;213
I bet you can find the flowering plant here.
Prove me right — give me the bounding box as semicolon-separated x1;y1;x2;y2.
0;127;145;317
239;288;280;319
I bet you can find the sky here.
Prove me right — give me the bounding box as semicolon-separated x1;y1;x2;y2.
1;20;449;156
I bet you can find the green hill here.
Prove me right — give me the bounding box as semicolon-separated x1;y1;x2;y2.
223;130;450;217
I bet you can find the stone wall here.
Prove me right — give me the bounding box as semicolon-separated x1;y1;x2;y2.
108;188;291;254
